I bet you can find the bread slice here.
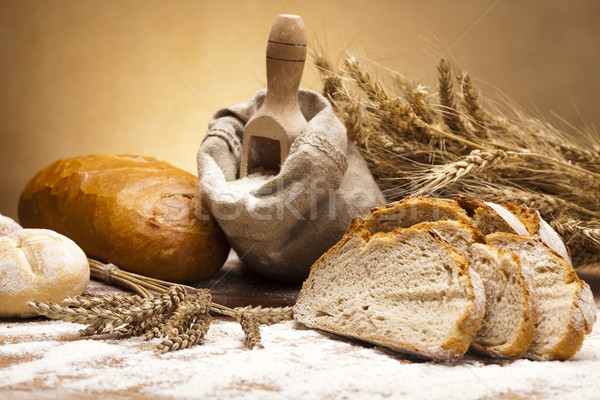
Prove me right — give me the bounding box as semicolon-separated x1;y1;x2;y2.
412;220;536;359
294;222;486;362
454;196;530;236
503;203;571;265
486;232;596;360
363;195;471;234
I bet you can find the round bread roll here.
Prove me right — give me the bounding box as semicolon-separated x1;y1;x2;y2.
0;213;22;236
0;228;90;317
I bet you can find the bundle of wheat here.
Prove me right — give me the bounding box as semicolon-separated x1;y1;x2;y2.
28;259;294;353
313;52;600;268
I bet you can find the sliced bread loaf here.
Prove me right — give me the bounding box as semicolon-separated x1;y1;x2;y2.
412;220;537;359
486;233;596;360
294;222;486;362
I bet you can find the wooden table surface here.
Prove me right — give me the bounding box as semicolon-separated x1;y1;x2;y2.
185;251;301;308
86;250;301;308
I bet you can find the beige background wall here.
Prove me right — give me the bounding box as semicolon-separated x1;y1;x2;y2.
1;0;599;220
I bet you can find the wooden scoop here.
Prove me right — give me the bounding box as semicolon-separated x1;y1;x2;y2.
240;14;307;177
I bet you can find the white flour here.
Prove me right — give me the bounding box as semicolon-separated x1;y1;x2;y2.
219;170;275;212
225;170;274;195
1;312;600;399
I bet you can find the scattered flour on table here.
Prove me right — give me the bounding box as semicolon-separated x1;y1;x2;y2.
1;313;600;399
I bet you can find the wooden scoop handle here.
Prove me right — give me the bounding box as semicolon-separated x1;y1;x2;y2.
240;14;308;177
265;14;307;107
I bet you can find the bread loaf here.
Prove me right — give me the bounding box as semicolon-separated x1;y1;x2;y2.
301;196;594;361
0;229;89;317
365;198;538;359
294;222;486;362
18;155;229;283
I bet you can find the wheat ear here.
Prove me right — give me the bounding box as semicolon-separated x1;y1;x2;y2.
416;149;509;194
551;217;600;247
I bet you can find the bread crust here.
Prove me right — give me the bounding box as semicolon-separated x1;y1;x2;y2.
503;203;571;265
18;154;230;283
0;214;22;236
364;195;471;234
411;219;487;245
454;196;529;236
502;203;540;234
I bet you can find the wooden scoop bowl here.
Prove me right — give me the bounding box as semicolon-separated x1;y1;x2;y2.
239;14;307;177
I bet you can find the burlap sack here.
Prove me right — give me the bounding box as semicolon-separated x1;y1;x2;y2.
197;88;385;282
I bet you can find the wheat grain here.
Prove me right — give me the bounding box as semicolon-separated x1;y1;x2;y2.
416;149;509;194
161;289;211;338
437;58;467;135
234;306;294;325
155;312;211;354
551;217;600;247
459;72;490;138
407;85;435;124
239;312;264;350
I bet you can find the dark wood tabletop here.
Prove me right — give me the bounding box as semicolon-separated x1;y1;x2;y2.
85;251;302;308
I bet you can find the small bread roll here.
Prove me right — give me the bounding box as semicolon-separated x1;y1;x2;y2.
0;229;89;317
0;213;22;236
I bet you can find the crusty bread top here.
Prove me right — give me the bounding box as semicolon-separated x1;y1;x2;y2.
503;203;571;264
21;154;203;230
364;195;471;234
0;213;22;236
454;196;529;236
503;203;540;234
0;228;90;317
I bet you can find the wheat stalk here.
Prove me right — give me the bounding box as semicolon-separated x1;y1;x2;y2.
551;217;600;247
459;72;492;138
416;149;509;194
438;58;467;136
234;305;294;325
314;52;600;263
239;312;264;350
29;259;294;353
